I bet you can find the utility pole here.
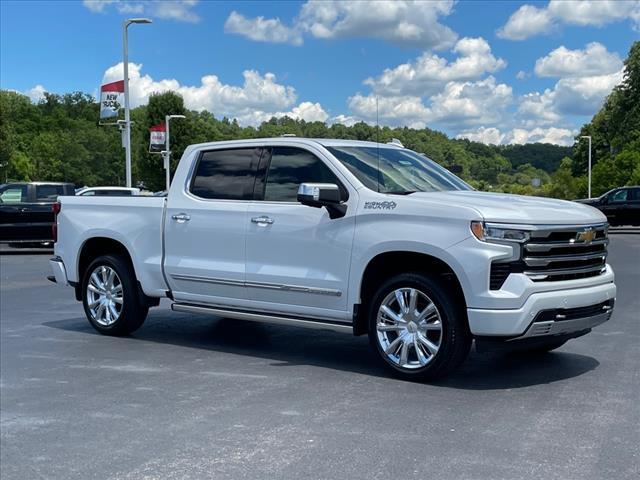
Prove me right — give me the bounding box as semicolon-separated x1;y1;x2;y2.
162;115;186;191
123;18;152;187
581;135;592;198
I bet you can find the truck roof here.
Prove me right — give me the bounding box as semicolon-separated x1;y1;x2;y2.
185;137;405;152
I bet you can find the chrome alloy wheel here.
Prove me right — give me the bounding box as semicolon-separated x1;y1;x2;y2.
86;265;123;326
376;288;443;369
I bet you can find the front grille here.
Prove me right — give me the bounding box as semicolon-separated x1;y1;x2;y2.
521;224;608;282
488;224;609;289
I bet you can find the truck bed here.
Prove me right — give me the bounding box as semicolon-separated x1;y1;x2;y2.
55;196;168;297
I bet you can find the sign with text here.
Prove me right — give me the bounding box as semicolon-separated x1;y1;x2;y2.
99;80;124;120
149;123;166;153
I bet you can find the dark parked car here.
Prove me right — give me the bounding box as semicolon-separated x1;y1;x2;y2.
0;182;75;245
576;186;640;226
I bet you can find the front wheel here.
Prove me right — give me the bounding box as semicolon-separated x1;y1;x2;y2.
368;273;471;382
81;254;148;336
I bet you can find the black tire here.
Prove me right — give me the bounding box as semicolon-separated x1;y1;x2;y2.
367;272;472;382
81;254;148;336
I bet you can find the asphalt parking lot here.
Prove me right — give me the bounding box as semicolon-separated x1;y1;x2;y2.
1;231;639;480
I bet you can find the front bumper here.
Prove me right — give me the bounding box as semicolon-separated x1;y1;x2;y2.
467;280;616;337
49;257;69;286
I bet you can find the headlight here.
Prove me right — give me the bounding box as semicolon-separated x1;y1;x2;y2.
471;221;530;243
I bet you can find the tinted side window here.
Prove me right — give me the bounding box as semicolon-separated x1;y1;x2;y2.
191;148;263;200
610;189;628;202
36;184;64;201
630;188;640;201
96;190;133;196
263;147;343;202
0;185;28;203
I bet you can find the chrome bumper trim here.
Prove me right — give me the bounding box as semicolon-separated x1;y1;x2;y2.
512;311;612;340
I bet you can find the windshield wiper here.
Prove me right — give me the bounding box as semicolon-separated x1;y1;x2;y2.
385;191;418;195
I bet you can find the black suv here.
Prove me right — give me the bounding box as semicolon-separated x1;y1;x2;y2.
576;186;640;226
0;182;75;245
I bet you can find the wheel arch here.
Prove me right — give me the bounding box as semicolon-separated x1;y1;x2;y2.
353;250;468;335
75;236;158;306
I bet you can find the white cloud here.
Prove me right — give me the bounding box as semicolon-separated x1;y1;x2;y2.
347;76;513;130
506;127;576;146
497;0;640;40
348;94;430;128
224;11;303;45
516;71;528;80
534;42;622;77
329;114;362;127
299;0;457;48
553;70;624;115
517;42;625;126
83;0;200;23
365;37;506;96
101;62;327;126
497;4;553;40
518;89;560;126
24;85;47;102
83;0;115;12
547;0;640;27
283;102;329;123
429;77;513;127
457;126;576;146
224;0;458;49
456;127;504;145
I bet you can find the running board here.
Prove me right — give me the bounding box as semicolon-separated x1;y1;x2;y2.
171;303;352;333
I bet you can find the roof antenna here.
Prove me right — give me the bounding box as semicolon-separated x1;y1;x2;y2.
376;95;380;193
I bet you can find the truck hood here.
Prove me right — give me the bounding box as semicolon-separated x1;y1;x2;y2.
409;190;607;225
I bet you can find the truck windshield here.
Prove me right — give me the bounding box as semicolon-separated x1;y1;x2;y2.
326;146;471;194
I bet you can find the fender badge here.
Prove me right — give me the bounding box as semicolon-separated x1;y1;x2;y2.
364;201;397;210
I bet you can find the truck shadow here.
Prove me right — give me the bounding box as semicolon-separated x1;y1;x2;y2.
43;310;599;391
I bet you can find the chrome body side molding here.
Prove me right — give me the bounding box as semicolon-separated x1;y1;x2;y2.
170;273;343;297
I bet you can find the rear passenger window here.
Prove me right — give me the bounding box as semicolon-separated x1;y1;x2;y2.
630;188;640;201
0;185;27;203
36;184;64;201
263;147;344;202
191;148;263;200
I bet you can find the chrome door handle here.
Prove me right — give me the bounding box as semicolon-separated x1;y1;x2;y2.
251;216;274;225
172;213;191;223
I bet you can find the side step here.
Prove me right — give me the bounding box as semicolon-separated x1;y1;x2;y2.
171;303;352;333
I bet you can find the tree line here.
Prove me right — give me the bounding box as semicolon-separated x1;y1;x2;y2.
1;41;638;198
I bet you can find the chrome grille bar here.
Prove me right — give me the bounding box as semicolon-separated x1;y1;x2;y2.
524;238;608;252
521;224;608;282
523;251;607;267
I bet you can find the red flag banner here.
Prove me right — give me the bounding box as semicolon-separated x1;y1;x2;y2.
99;80;125;120
149;123;166;153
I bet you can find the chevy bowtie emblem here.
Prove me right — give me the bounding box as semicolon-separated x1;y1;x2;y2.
576;228;596;244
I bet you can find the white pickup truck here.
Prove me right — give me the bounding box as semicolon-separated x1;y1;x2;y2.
49;138;616;380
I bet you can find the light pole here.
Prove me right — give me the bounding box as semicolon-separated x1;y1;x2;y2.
123;17;152;188
581;135;592;198
162;115;186;191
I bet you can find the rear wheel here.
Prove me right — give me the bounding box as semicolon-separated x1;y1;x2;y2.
368;273;471;381
81;254;148;336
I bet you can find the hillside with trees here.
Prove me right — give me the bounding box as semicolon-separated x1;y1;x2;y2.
1;41;637;198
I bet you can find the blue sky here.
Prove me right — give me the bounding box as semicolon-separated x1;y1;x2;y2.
1;0;638;145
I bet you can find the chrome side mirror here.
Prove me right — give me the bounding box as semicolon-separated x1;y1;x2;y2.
297;183;346;219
